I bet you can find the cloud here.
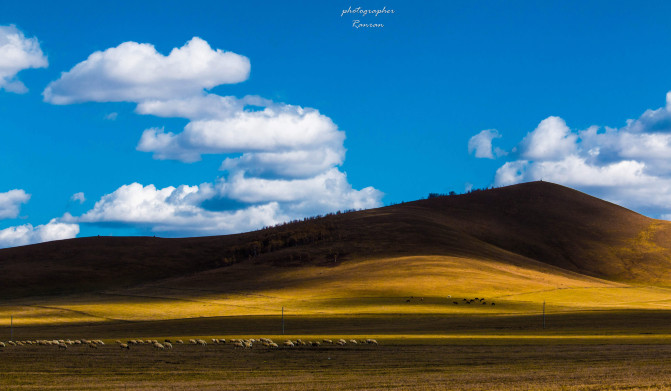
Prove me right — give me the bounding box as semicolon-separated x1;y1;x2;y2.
0;219;79;248
473;91;671;217
70;192;86;204
47;37;383;236
0;189;30;219
104;112;118;120
43;37;250;104
217;168;382;211
137;98;346;173
518;116;577;160
69;182;286;235
0;25;48;93
468;129;504;159
70;176;382;236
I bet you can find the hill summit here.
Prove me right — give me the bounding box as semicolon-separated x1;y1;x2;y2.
2;181;671;299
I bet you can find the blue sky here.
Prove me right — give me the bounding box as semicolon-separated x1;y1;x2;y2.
2;1;671;247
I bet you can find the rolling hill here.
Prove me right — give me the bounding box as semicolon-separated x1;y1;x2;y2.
2;181;671;327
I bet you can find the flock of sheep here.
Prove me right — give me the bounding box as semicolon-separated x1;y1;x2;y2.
0;339;106;349
0;337;378;351
405;296;496;306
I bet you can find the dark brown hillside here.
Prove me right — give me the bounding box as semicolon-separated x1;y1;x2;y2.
1;181;670;299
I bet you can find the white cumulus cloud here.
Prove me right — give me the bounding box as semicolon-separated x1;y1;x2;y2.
47;37;383;236
71;182;282;235
0;189;30;219
70;177;382;236
43;37;250;104
518;116;578;160
0;219;79;249
0;25;48;93
137;98;346;173
472;91;671;217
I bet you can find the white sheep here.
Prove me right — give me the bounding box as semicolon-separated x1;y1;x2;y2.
120;343;130;350
153;342;165;350
0;342;5;348
283;340;294;347
366;339;378;345
189;339;197;345
349;339;358;345
323;339;333;344
164;342;173;349
57;343;68;350
269;342;279;348
336;339;347;346
176;340;184;344
197;339;207;346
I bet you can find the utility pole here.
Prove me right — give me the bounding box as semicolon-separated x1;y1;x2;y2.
282;307;284;335
542;301;546;329
10;315;13;340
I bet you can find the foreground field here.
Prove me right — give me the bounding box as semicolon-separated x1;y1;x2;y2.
3;338;671;390
4;311;671;390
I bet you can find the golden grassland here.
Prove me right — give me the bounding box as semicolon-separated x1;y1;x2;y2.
4;255;671;390
3;255;671;327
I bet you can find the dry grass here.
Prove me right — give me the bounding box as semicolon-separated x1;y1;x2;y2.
2;254;670;327
2;339;671;390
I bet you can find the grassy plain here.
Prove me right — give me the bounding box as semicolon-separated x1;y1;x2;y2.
3;338;671;390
